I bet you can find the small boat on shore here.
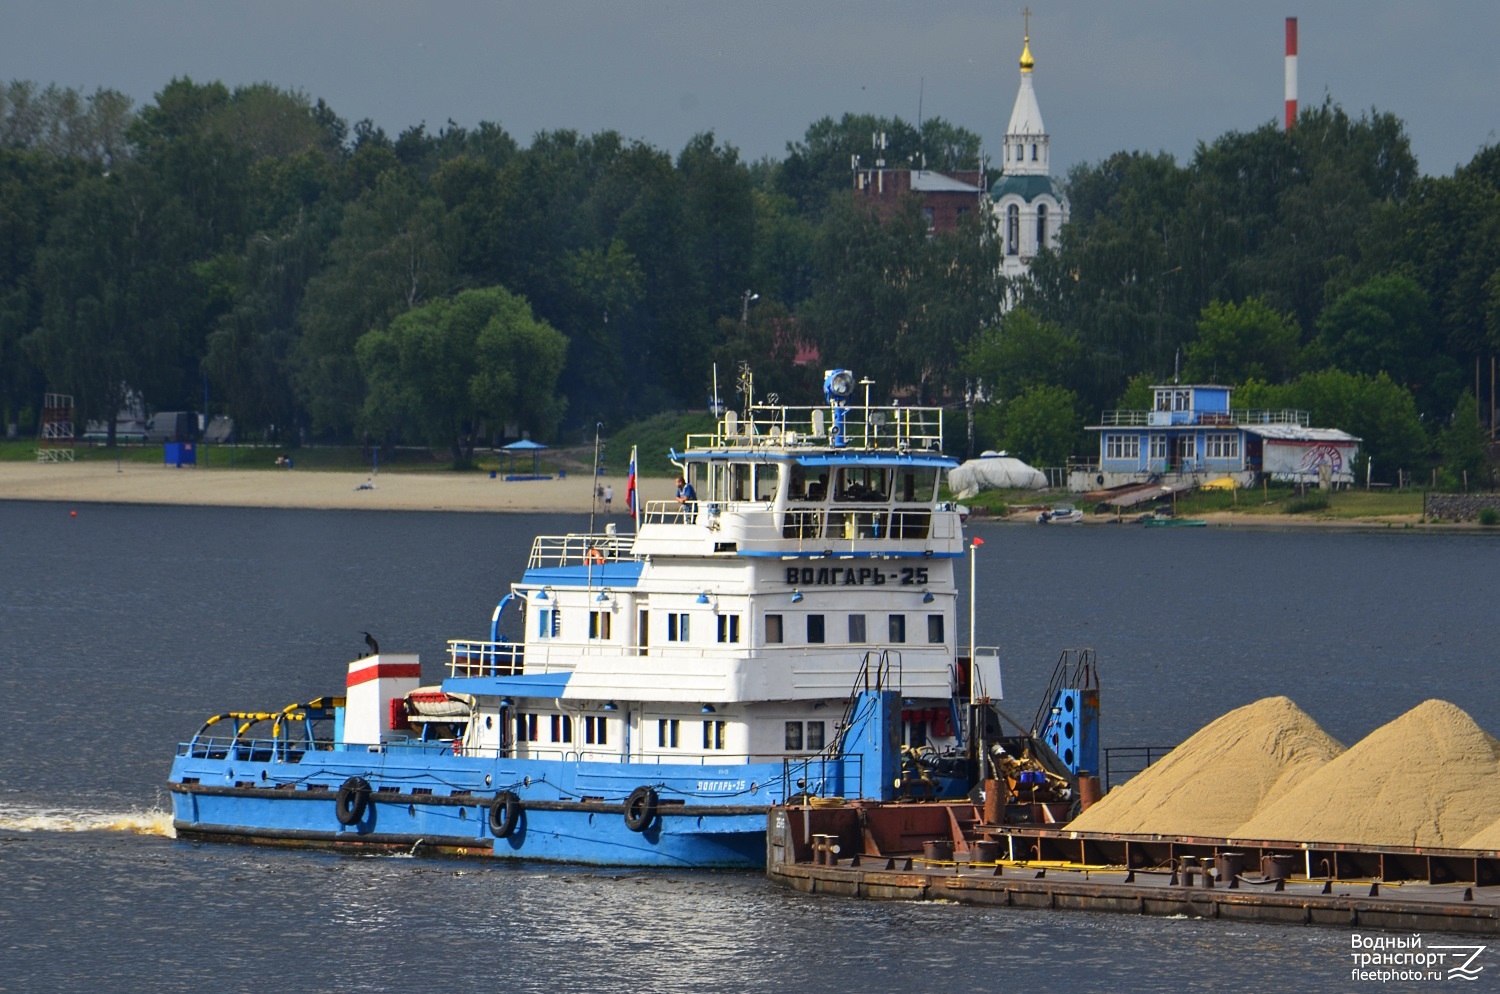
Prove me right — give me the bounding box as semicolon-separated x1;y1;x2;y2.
1037;504;1084;525
1143;515;1206;528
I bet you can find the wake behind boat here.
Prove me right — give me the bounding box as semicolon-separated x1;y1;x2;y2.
167;368;1070;868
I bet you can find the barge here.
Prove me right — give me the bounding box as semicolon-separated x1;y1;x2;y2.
766;803;1500;934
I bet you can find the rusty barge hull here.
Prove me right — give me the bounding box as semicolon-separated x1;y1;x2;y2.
766;803;1500;936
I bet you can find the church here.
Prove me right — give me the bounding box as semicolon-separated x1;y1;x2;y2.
851;19;1068;288
991;24;1068;282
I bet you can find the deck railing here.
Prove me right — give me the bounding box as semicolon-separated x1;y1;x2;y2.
1096;408;1310;427
684;403;944;453
526;532;636;569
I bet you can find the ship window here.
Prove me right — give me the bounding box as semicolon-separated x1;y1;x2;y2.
537;608;560;639
927;614;945;644
888;614;906;643
835;467;889;502
667;612;690;642
589;610;612;640
515;713;538;742
807;614;825;644
703;720;726;750
658;718;679;749
897;467;937;503
585;715;608;745
765;613;784;643
716;614;741;643
848;614;866;643
785;720;826;751
551;714;572;743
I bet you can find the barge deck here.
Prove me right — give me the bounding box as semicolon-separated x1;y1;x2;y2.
767;802;1500;935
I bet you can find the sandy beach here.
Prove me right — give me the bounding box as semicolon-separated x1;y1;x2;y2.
0;461;673;513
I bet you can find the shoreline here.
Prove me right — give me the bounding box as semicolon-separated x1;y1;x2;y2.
0;462;670;514
0;462;1481;530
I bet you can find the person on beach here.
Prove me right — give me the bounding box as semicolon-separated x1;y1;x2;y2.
604;484;613;512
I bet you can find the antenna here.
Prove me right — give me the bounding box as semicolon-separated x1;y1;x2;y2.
917;76;924;132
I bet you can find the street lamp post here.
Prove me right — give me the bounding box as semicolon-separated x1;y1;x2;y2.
740;290;759;326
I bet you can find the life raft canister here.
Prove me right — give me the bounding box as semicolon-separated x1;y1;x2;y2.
623;785;659;832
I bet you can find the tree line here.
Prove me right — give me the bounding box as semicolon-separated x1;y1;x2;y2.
2;79;1496;483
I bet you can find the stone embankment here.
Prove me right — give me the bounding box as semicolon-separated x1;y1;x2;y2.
1425;493;1500;521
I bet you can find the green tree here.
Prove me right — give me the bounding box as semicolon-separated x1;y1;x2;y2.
1436;391;1492;487
357;286;568;464
964;308;1081;405
294;169;453;437
1314;273;1460;420
999;384;1083;467
1184;297;1301;383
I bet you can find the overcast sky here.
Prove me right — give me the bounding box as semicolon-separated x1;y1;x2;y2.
7;1;1497;177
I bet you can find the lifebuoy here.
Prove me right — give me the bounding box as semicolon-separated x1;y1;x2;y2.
335;776;371;826
586;547;605;564
623;785;659;832
488;790;521;838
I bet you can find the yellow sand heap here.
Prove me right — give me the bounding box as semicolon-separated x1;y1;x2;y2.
1068;696;1343;837
1235;699;1500;849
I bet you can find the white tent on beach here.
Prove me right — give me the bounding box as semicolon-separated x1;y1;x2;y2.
947;452;1047;497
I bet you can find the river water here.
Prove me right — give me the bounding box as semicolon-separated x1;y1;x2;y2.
2;501;1496;992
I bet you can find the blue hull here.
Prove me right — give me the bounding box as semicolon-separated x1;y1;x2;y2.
168;746;832;869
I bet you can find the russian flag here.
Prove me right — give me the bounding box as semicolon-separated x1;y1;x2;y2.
626;445;638;520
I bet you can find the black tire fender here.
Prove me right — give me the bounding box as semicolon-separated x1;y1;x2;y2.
623;785;659;832
488;790;521;838
335;776;371;826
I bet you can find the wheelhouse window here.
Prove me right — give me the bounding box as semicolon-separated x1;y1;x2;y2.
657;718;679;748
702;720;726;750
589;610;612;640
927;614;945;644
765;614;783;644
848;614;866;643
584;715;608;745
550;714;572;744
667;612;690;642
895;467;937;503
888;614;906;643
807;614;825;644
537;608;560;639
716;614;741;643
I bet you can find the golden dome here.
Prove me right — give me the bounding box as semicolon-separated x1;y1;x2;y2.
1019;35;1034;73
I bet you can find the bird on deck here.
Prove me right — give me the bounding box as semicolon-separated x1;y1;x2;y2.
363;631;380;657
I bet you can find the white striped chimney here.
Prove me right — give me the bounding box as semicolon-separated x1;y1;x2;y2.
1284;17;1298;130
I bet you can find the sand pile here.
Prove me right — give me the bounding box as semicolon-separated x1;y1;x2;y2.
1068;696;1343;837
1462;816;1500;851
1235;700;1500;848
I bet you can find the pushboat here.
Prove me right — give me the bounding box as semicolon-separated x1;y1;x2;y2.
167;369;1092;868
